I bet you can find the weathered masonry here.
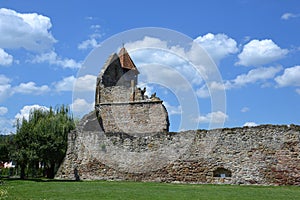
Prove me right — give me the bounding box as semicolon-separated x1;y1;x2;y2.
56;47;300;186
57;115;300;185
94;47;169;135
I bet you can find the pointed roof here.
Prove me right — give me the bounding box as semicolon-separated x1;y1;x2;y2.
118;47;139;74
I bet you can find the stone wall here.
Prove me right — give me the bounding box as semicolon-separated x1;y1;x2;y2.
56;112;300;185
99;86;132;103
98;101;169;135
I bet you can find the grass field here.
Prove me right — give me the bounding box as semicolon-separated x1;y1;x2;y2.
1;179;300;200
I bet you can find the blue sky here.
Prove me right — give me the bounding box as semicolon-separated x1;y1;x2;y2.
0;0;300;134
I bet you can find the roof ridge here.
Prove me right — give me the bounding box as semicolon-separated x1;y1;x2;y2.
118;47;139;74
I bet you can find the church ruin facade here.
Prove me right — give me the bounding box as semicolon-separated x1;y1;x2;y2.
94;47;169;135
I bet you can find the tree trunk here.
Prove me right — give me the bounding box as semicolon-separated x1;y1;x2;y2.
46;162;55;179
20;164;26;179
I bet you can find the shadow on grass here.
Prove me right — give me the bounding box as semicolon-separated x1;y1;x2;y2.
1;177;81;183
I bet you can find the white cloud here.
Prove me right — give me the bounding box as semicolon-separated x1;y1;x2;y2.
74;75;97;92
196;67;282;94
281;13;300;20
15;104;49;121
243;122;258;127
231;66;282;88
194;33;238;63
54;74;96;92
13;82;50;95
196;111;228;123
138;63;192;92
126;36;223;85
90;24;101;30
78;34;101;50
209;81;228;90
163;101;181;115
196;85;210;98
0;74;12;102
0;8;56;52
54;76;76;91
241;107;250;113
0;8;80;69
0;74;10;85
236;39;288;66
32;51;81;69
0;117;14;134
71;98;94;117
125;36;168;51
275;65;300;87
0;48;13;66
0;106;8;115
296;88;300;95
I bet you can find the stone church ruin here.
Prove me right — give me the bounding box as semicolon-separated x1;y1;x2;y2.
94;47;169;135
56;47;300;186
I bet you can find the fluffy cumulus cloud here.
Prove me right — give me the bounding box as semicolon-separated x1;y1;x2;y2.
71;98;94;117
236;39;288;66
0;8;81;69
127;35;224;83
196;111;228;124
54;76;76;91
78;33;101;50
0;48;13;66
0;8;56;52
275;65;300;87
54;74;96;92
196;85;210;98
194;33;238;63
230;66;282;88
0;74;12;102
125;36;168;51
12;82;50;95
74;75;97;91
0;106;8;115
243;122;258;127
196;81;228;98
15;104;49;121
32;51;81;69
197;66;282;92
281;13;300;20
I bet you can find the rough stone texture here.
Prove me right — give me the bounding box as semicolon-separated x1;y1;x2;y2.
94;48;169;134
56;48;300;185
56;112;300;186
99;101;169;135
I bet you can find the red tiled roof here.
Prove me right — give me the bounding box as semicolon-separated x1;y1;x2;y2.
118;47;139;74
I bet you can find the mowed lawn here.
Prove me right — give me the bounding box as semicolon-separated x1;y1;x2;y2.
1;179;300;200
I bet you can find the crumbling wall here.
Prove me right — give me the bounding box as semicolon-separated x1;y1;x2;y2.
56;112;300;185
98;101;169;135
94;49;169;135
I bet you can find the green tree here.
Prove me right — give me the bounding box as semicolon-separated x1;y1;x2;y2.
14;119;34;179
0;136;10;163
14;105;75;179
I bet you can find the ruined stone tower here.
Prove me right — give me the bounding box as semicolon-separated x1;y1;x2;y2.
94;47;169;135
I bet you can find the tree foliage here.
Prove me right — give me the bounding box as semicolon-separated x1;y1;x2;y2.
13;105;75;179
0;136;10;163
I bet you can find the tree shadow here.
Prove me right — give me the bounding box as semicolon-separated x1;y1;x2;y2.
1;177;81;183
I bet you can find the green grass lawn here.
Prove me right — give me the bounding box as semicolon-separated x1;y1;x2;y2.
0;179;300;200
